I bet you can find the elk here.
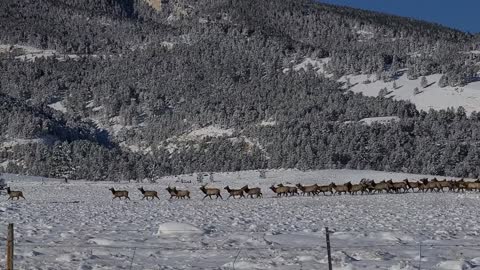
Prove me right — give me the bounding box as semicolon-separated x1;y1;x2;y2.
368;180;392;194
420;178;441;192
436;179;451;192
241;185;262;198
138;187;159;200
403;179;418;192
165;186;178;199
330;182;349;195
109;188;130;200
296;184;318;196
6;187;25;200
316;184;333;195
347;182;367;195
465;182;480;192
453;179;466;192
200;185;222;200
172;187;190;199
270;185;289;197
387;180;407;193
277;184;298;196
417;181;427;193
224;186;245;199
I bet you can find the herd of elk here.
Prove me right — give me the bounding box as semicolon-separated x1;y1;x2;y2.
4;178;480;202
267;178;480;197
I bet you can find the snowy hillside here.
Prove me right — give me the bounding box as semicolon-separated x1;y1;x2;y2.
293;57;480;114
2;169;480;269
340;71;480;114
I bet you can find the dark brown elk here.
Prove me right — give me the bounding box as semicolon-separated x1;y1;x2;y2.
165;186;177;199
172;187;190;199
241;185;262;198
200;185;222;200
138;187;159;200
224;186;245;199
270;185;289;197
296;184;318;196
447;180;457;192
6;187;25;200
109;188;130;200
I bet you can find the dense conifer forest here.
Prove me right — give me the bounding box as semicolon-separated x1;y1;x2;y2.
1;0;480;180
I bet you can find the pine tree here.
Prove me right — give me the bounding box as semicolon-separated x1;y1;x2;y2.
420;76;428;88
413;87;421;95
438;75;448;88
378;88;389;97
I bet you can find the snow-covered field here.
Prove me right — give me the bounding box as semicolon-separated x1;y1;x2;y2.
1;169;480;269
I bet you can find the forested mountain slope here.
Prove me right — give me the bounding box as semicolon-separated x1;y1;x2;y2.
1;0;479;180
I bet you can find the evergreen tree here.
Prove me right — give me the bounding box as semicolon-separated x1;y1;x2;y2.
420;76;428;88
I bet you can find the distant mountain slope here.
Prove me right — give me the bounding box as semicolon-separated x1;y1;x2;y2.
0;0;480;180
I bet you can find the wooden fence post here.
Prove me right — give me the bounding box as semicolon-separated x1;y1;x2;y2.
6;223;14;270
326;227;332;270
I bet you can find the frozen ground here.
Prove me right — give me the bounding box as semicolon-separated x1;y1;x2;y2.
1;169;480;269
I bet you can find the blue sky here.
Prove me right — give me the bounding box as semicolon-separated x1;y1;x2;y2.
319;0;480;34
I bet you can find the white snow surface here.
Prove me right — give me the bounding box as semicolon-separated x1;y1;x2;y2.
183;126;234;140
293;57;331;74
0;138;43;149
156;222;203;235
1;169;480;269
356;30;375;41
0;44;97;61
48;100;67;113
259;119;278;127
359;116;400;125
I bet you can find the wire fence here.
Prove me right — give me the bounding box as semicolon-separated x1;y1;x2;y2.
3;226;480;270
